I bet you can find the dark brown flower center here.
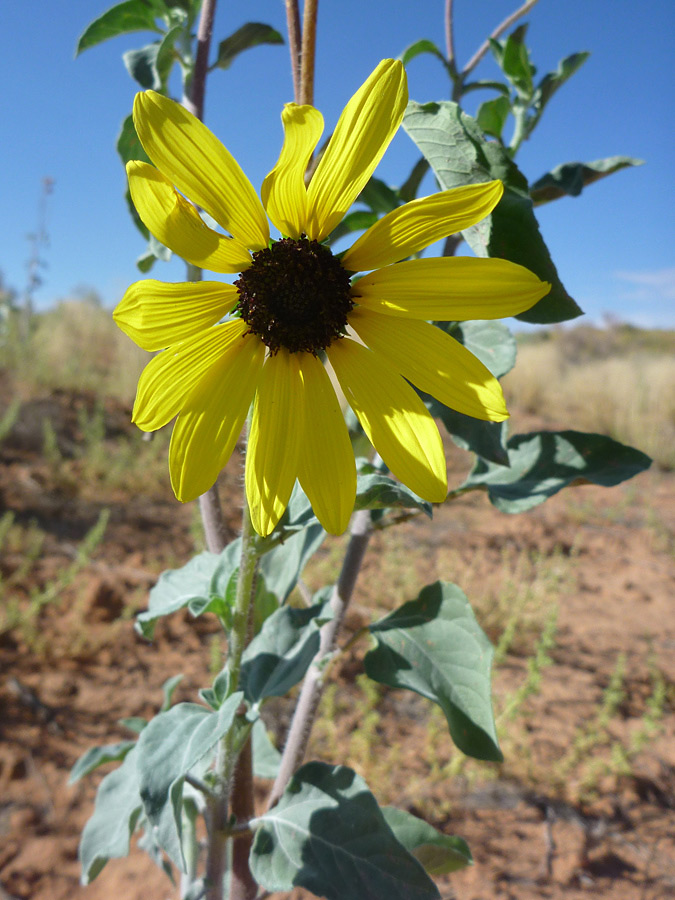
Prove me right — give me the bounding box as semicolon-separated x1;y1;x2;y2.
234;236;353;355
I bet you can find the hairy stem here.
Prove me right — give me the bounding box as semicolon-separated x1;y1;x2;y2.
299;0;319;106
205;503;259;900
184;0;218;119
267;508;372;809
445;0;456;72
462;0;540;77
285;0;302;102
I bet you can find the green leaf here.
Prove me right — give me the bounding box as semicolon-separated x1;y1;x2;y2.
213;22;283;70
462;79;511;97
532;51;590;117
530;156;644;206
452;320;517;379
259;525;325;605
250;762;440;899
359;177;402;215
79;747;142;883
327;210;379;245
381;807;473;875
118;715;147;733
117;114;151;241
239;602;330;703
116;113;150;166
123;25;179;90
354;474;432;517
403;100;583;324
400;38;447;68
476;95;511;139
252;719;282;779
136;695;242;867
366;581;502;761
69;740;136;785
76;0;162;55
398;157;430;203
160;673;184;711
429;400;508;466
135;550;221;639
422;321;514;466
458;430;652;513
497;24;534;97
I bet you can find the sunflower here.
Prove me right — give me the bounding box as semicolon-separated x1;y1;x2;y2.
114;59;550;537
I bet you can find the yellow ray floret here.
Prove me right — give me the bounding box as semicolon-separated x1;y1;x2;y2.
116;58;552;537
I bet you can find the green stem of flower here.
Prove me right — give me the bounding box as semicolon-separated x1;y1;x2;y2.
285;0;302;102
267;507;372;809
205;500;260;900
299;0;319;106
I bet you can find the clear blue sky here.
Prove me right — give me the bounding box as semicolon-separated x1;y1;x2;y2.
2;0;673;327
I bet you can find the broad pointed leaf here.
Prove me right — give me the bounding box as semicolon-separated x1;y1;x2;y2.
252;719;282;779
530;156;644;206
239;602;330;703
69;740;135;785
76;0;162;55
213;22;283;70
135;695;242;867
355;474;432;517
457;430;652;513
250;762;440;899
381;807;473;875
403;100;583;323
366;581;502;761
79;747;142;883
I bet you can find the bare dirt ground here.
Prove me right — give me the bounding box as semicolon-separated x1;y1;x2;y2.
0;387;673;900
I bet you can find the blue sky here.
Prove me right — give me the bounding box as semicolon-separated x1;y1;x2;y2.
2;0;673;327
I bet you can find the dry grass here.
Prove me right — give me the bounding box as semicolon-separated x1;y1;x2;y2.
503;326;675;469
1;297;149;400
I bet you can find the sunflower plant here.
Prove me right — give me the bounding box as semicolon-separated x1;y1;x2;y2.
73;2;649;899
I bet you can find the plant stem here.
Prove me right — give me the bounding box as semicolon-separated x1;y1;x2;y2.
229;736;257;900
185;0;218;119
267;508;372;809
285;0;302;102
299;0;319;106
205;502;260;900
444;0;456;72
462;0;540;77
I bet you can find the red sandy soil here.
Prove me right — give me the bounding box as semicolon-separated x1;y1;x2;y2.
0;388;673;900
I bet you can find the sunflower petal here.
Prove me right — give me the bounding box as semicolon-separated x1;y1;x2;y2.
327;338;447;502
353;256;551;319
350;308;508;421
127;161;252;272
305;60;407;242
261;104;324;239
246;352;303;537
169;329;264;502
342;181;503;272
297;353;356;534
115;279;238;352
132;319;250;432
133;90;269;249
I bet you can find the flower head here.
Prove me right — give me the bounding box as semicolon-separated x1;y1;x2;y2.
115;59;550;537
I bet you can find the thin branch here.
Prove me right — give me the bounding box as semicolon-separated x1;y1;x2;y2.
185;772;215;797
285;0;302;102
199;484;229;553
445;0;456;71
462;0;540;78
299;0;319;106
266;508;372;809
186;0;218;119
